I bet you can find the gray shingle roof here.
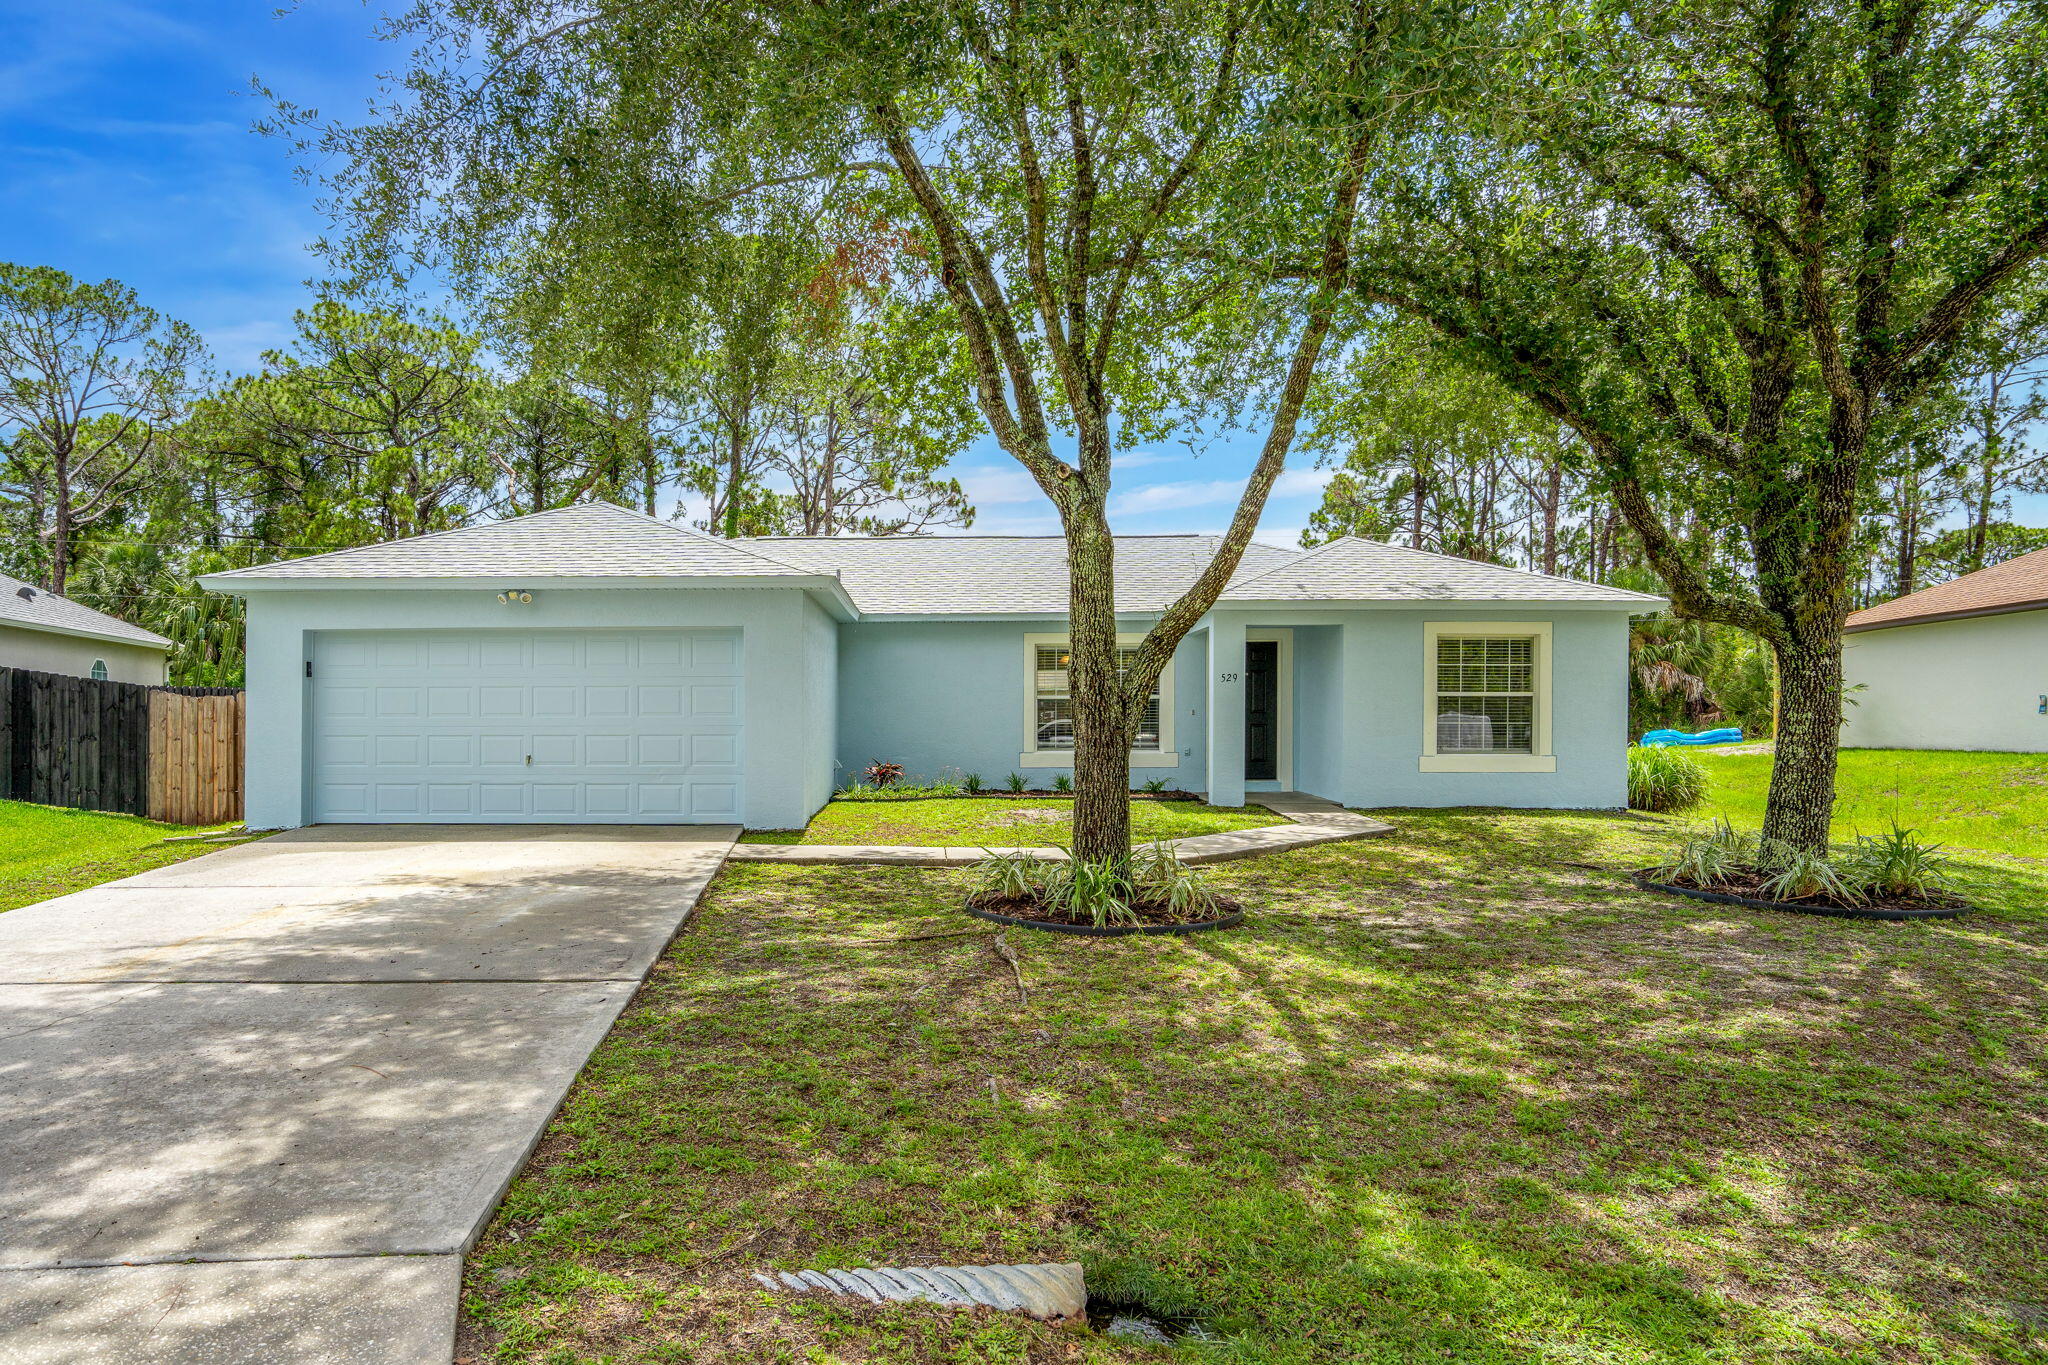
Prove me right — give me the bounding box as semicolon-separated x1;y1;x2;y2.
204;502;818;582
751;534;1300;615
1218;536;1664;605
198;501;1657;614
0;573;171;649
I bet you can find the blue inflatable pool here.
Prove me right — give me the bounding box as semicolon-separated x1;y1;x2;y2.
1639;727;1743;747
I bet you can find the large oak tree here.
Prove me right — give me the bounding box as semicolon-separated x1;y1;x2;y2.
1357;0;2048;849
294;0;1455;862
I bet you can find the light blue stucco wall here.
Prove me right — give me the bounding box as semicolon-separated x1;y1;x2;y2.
838;606;1628;808
1291;625;1344;799
834;618;1211;791
1199;606;1630;809
236;585;833;830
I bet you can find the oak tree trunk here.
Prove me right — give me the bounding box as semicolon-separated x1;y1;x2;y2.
1760;639;1843;851
1065;506;1133;866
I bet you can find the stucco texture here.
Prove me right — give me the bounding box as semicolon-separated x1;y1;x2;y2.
0;625;166;685
239;587;833;830
1842;610;2048;751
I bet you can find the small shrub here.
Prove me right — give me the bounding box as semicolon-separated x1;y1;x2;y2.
1757;840;1867;904
1652;819;1752;889
1628;745;1707;813
972;848;1046;900
1052;773;1073;794
1005;772;1027;793
1851;822;1954;899
962;772;985;795
1140;777;1169;794
862;759;905;788
1047;855;1137;927
1132;841;1224;917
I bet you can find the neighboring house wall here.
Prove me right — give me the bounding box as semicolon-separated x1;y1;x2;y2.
1842;611;2047;751
834;619;1210;790
0;625;166;684
240;586;831;830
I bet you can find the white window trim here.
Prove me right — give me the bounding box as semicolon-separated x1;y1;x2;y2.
1420;621;1556;774
1020;631;1179;769
1246;629;1294;789
89;658;109;681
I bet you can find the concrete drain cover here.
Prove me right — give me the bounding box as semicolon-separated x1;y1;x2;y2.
753;1262;1084;1320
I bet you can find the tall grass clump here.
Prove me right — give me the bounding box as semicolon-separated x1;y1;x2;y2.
1628;745;1707;813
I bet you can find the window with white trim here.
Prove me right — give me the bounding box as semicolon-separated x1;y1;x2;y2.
1433;635;1536;754
89;658;109;681
1032;642;1163;751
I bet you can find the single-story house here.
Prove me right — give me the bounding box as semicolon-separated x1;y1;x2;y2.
199;502;1661;829
1841;546;2048;752
0;571;171;685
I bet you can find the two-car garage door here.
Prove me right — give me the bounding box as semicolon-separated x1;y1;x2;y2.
309;629;743;822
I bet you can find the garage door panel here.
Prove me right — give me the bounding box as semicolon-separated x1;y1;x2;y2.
311;629;744;824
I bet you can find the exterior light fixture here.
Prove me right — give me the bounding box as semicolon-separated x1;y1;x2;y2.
497;589;534;604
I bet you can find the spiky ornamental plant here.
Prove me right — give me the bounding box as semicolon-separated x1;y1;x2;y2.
282;0;1470;868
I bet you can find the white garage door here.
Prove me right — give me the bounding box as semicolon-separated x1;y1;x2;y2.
309;629;743;823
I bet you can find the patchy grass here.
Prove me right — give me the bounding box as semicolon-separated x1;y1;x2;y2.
461;809;2048;1363
740;796;1281;847
0;800;228;913
1698;748;2048;857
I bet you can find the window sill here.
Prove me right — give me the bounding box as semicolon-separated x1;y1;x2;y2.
1019;751;1181;769
1419;753;1557;773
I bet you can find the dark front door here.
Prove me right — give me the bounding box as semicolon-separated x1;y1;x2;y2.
1244;640;1278;781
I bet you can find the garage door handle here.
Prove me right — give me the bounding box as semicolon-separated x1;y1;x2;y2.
525;754;532;765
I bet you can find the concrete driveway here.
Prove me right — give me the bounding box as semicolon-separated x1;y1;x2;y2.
0;824;735;1364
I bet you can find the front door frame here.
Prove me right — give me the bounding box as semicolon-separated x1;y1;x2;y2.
1244;628;1294;789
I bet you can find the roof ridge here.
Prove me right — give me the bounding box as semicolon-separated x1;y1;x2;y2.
1228;535;1660;599
211;501;824;580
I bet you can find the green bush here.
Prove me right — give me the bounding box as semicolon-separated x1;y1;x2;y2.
1627;745;1708;813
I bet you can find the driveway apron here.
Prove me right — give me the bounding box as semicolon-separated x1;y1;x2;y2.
0;824;735;1365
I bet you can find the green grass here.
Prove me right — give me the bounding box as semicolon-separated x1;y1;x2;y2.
0;800;227;913
460;809;2048;1363
739;796;1282;847
1697;748;2048;857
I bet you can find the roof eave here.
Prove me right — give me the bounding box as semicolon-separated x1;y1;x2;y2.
1844;597;2048;634
197;571;861;620
0;616;172;651
1214;594;1666;611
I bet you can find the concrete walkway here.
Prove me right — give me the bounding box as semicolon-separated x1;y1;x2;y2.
0;824;734;1365
727;792;1391;866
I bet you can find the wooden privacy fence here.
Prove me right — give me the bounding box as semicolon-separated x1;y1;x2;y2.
0;668;243;826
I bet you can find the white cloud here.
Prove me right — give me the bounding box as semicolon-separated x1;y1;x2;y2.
953;463;1049;508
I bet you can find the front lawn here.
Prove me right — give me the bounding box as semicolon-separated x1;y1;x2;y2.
1697;747;2048;857
462;810;2047;1363
0;800;228;913
740;796;1281;847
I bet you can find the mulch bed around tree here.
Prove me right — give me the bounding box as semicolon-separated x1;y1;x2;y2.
965;890;1245;936
1632;871;1973;921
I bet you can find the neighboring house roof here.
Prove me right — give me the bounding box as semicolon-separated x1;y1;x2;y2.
203;503;821;583
0;572;172;651
1217;536;1664;605
1845;547;2048;633
199;500;1660;617
751;533;1300;615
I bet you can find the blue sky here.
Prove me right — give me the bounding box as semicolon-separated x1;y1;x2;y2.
0;0;1331;545
3;1;2032;546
